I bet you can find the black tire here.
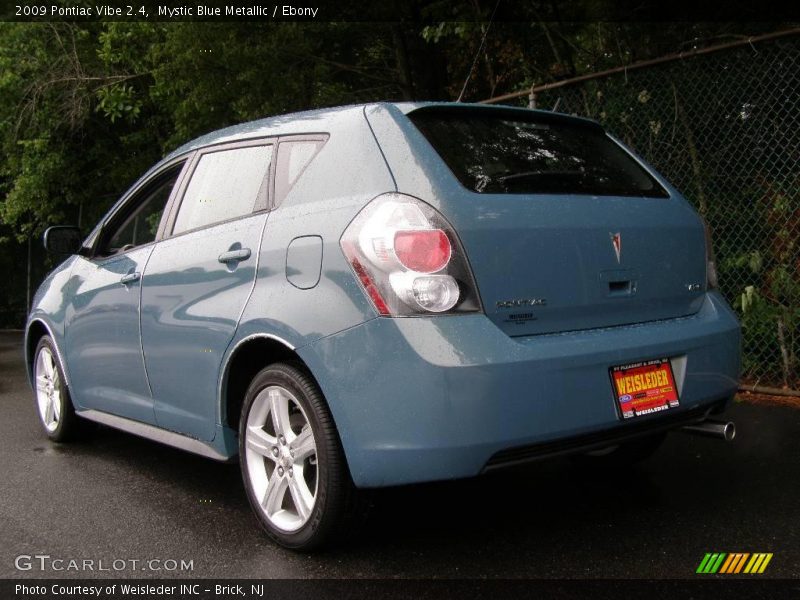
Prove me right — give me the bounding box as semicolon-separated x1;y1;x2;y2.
32;336;87;442
238;362;365;551
571;432;667;468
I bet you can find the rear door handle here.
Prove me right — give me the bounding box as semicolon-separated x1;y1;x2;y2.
218;248;251;263
120;272;141;285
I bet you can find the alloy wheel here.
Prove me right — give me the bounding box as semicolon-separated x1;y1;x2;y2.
35;346;61;433
244;385;318;532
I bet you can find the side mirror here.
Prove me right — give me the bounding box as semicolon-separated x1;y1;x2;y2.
43;226;82;255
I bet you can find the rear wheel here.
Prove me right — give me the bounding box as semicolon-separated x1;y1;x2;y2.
33;336;86;442
239;363;364;550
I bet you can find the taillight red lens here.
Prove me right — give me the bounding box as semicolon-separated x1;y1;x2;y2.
394;229;451;273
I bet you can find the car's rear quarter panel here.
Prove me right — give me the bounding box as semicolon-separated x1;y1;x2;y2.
219;107;396;444
233;107;394;348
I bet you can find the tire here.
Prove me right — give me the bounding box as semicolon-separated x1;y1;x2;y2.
238;362;365;551
571;432;667;468
33;336;86;442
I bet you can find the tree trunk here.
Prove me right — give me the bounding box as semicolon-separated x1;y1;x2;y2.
392;25;414;100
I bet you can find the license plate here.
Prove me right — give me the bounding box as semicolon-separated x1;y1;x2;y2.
610;358;679;420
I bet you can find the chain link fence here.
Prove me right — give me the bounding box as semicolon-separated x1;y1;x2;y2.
485;31;800;390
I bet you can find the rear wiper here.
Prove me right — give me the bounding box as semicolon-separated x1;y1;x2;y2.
495;170;586;183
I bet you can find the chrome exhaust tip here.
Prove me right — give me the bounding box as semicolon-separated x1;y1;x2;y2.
681;419;736;442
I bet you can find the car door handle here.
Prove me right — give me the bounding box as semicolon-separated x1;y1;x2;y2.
218;248;251;263
120;272;141;285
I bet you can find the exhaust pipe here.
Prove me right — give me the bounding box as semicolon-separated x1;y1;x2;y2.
681;419;736;441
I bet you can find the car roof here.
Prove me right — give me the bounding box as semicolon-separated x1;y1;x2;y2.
163;103;365;161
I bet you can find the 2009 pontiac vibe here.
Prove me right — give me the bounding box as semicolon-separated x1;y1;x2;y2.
26;102;740;549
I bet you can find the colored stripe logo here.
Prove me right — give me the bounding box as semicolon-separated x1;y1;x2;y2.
696;552;773;574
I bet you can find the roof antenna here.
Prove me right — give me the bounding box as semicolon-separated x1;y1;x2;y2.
456;0;501;103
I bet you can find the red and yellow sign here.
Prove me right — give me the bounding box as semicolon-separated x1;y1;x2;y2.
610;358;679;420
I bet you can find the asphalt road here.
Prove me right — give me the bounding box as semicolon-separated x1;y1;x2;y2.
1;330;798;579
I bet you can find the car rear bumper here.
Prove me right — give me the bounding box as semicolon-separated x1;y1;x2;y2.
299;291;740;488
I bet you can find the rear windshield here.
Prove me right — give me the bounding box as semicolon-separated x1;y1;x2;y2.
408;110;669;197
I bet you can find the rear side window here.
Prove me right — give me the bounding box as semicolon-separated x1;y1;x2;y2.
273;138;327;207
408;110;668;197
173;144;273;234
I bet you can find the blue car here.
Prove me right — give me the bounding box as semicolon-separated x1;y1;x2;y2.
26;103;740;549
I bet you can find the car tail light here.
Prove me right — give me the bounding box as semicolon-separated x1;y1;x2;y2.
703;219;719;289
340;193;481;316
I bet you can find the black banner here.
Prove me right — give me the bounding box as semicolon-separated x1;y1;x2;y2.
2;0;800;23
4;579;800;600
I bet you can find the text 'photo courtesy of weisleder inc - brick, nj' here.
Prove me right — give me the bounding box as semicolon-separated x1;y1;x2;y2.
14;583;269;597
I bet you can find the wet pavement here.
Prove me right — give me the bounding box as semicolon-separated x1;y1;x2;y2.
1;330;798;579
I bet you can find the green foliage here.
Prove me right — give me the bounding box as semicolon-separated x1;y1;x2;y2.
2;138;70;236
95;83;141;123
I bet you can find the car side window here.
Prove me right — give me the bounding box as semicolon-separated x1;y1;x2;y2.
172;144;273;235
273;139;326;208
99;163;183;257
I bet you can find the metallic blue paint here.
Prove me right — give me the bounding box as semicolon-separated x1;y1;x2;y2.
26;102;741;490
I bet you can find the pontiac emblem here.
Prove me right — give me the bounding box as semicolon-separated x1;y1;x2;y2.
610;232;622;263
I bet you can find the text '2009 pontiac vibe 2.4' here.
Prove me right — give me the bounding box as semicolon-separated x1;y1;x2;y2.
27;102;740;549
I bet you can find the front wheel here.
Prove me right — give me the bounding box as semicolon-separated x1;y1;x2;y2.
33;336;86;442
239;363;364;550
